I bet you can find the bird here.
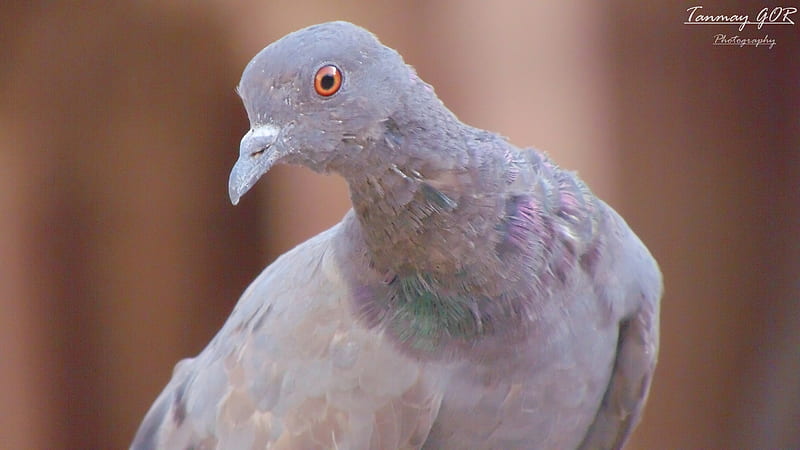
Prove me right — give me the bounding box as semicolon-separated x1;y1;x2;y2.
131;21;662;450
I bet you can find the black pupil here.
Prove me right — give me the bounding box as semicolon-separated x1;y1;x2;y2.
320;74;335;90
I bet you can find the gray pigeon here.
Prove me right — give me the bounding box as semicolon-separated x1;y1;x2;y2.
132;21;661;450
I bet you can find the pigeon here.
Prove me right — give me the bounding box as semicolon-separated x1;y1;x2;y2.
131;21;662;450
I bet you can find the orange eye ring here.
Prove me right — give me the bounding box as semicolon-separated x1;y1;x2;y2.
314;65;342;97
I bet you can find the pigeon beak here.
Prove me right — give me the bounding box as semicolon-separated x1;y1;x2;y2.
229;123;283;205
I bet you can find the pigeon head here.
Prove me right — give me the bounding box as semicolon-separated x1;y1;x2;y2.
229;21;426;204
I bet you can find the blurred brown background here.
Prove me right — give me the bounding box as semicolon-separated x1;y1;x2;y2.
1;1;797;449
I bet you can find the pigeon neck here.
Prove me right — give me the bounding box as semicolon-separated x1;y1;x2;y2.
346;122;507;280
343;150;513;358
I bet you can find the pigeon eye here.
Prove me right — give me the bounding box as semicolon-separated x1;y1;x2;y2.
314;65;342;97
